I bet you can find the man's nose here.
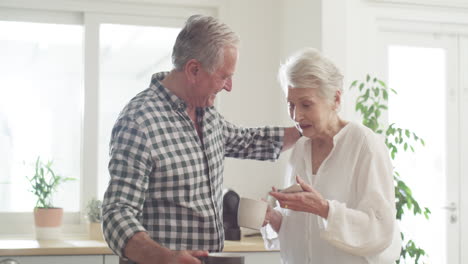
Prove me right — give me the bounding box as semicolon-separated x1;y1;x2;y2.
223;78;232;92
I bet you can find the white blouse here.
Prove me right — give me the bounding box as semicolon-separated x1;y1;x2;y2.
261;122;401;264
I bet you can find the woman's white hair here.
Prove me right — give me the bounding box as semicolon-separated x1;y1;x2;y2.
172;14;240;73
278;48;343;104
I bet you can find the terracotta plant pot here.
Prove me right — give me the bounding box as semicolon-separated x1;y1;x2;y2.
33;207;63;240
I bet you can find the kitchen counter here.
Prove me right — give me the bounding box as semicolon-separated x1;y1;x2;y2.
0;236;272;256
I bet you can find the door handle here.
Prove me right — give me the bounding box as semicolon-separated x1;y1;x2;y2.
442;202;458;223
442;202;457;212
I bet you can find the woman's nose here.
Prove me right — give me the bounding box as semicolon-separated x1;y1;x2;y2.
292;109;302;122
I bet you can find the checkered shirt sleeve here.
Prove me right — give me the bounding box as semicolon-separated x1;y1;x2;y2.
102;116;151;258
221;117;283;160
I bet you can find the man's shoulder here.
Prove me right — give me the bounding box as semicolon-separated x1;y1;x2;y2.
119;88;169;122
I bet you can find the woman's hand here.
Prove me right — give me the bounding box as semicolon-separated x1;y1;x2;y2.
262;196;283;232
269;176;329;219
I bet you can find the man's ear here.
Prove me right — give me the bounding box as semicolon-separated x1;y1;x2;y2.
185;59;200;83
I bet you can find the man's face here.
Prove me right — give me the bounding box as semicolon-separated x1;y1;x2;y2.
193;46;238;107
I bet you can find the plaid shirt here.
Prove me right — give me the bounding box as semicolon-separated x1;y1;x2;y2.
102;72;284;259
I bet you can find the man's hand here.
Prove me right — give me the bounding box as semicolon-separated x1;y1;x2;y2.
167;250;208;264
124;232;208;264
281;127;302;152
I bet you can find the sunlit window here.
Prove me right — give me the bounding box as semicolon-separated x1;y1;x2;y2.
0;21;83;212
97;24;180;198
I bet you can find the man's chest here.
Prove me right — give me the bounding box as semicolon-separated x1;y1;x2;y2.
146;111;225;177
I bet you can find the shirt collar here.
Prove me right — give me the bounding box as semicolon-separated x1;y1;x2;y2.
302;122;351;146
150;71;217;113
332;122;351;145
150;72;187;111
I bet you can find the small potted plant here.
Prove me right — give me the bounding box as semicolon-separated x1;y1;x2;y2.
26;156;75;240
86;197;104;240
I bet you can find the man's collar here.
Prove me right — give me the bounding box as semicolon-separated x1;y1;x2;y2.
150;72;187;111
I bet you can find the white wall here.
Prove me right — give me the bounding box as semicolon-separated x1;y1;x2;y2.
218;0;287;199
279;0;322;59
218;0;329;199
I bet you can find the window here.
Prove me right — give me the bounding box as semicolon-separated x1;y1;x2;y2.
97;24;180;198
0;2;212;234
0;21;83;212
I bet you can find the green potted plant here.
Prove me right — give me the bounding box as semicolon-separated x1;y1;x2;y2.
85;197;104;240
26;156;75;240
350;75;430;263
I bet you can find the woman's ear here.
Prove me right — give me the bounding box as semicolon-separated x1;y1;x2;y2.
185;59;200;83
334;90;342;110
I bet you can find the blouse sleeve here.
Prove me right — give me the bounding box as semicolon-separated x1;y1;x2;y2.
318;137;397;257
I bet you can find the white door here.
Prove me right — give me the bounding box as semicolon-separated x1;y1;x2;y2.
460;35;468;264
379;30;464;263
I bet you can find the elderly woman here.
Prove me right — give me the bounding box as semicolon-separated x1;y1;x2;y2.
262;48;402;264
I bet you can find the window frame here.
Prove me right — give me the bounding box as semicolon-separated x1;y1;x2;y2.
0;0;219;236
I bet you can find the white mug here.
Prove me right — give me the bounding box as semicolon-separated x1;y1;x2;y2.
237;197;268;230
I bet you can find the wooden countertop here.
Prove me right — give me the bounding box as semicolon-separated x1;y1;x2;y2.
0;236;273;256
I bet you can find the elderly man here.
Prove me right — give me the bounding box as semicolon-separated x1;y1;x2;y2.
102;14;301;264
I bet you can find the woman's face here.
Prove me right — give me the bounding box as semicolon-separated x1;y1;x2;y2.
287;87;337;139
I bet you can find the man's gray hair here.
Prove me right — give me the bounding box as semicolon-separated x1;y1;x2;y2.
278;48;343;103
172;14;240;73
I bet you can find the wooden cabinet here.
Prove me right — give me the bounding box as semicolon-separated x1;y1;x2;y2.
1;253;280;264
103;255;119;264
0;255;103;264
244;252;281;264
104;251;281;264
104;252;280;264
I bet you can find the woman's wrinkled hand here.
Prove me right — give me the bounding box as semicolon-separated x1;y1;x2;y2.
269;176;329;219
